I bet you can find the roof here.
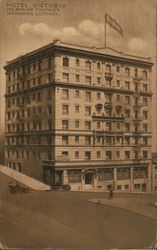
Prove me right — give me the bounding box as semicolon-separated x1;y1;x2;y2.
4;39;153;70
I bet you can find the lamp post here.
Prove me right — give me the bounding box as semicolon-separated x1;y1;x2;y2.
154;201;157;249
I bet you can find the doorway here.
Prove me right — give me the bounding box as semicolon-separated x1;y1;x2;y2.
85;173;94;184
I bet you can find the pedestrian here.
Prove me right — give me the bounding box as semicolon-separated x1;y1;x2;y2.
109;187;113;200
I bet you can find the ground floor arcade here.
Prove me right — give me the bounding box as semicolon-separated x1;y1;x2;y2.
42;164;151;192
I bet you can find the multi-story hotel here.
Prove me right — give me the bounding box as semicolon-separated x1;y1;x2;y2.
4;40;153;192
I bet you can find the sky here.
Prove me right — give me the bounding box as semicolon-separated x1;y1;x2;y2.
0;0;156;150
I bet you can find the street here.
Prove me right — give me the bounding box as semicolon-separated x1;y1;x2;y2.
0;172;156;249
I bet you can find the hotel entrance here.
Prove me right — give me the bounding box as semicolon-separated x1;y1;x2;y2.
85;172;94;184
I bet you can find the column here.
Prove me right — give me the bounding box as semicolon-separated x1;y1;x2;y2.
130;167;134;192
113;168;117;191
62;169;68;184
81;170;85;190
94;171;98;189
147;164;151;192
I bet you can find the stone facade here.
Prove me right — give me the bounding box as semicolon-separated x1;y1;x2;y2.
4;40;153;192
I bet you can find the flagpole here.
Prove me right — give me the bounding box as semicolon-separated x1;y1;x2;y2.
104;14;106;48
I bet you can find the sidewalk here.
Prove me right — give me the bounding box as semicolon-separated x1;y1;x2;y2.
0;165;51;191
89;197;157;220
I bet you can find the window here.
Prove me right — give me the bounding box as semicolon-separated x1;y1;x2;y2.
117;185;122;190
135;68;138;78
63;57;69;67
48;119;52;130
98;169;113;181
85;136;91;145
85;151;91;160
47;105;52;115
97;151;101;158
116;65;120;72
143;123;148;132
106;64;111;72
62;120;69;130
125;123;130;132
106;137;111;145
37;92;41;102
38;77;41;85
106;122;111;131
62;135;68;145
97;92;101;99
75;120;80;128
38;121;42;130
32;93;36;101
85;91;91;101
134;183;140;190
48;73;53;83
33;63;36;71
38;61;41;71
134;167;148;179
143;110;148;119
125;151;130;160
76;58;79;67
125;81;130;90
143;137;148;145
85;76;91;85
134;151;138;160
105;94;112;102
134;82;138;91
125;67;130;77
115;95;120;103
62;151;69;158
117;168;130;180
106;151;112;160
62;73;69;83
125;137;130;145
134;123;138;133
62;105;69;115
48;56;52;68
33;78;36;86
143;97;148;106
106;79;111;88
97;62;101;70
75;151;79;159
75;105;79;113
116;151;120;158
38;106;41;114
106;108;112;116
85;121;91;130
48;91;52;100
97;136;101;144
62;89;69;99
116;122;120;130
86;61;91;71
75;90;80;98
27;65;30;74
125;109;130;118
97;121;101;129
68;170;81;183
85;106;91;116
27;108;30;117
75;136;79;143
143;70;147;80
97;77;101;85
143;151;148;159
75;74;79;83
116;80;120;87
125;96;130;105
143;84;148;92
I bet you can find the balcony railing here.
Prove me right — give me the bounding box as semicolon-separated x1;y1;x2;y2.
105;72;113;80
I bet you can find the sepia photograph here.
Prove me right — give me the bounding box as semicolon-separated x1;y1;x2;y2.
0;0;157;249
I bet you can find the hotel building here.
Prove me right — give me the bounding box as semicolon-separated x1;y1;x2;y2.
4;40;153;192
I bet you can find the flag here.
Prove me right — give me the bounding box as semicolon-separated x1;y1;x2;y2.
105;13;124;38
